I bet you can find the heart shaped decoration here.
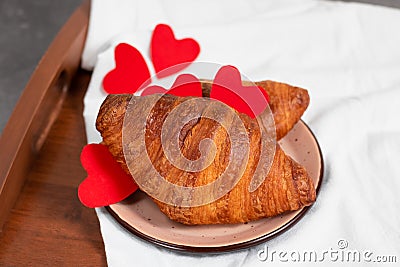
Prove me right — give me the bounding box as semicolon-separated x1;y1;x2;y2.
103;43;151;94
210;65;270;118
78;144;138;208
151;24;200;78
141;74;202;97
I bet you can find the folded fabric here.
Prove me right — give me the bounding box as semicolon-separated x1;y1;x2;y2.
81;0;400;266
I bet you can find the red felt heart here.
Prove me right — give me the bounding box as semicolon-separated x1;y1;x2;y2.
103;43;151;94
151;24;200;78
78;144;138;208
210;65;269;118
141;74;202;97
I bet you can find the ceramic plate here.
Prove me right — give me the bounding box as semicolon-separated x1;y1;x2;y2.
106;120;323;253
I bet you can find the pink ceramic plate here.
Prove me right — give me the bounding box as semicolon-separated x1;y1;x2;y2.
106;120;323;252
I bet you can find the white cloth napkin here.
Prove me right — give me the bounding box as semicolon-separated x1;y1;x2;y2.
81;0;400;266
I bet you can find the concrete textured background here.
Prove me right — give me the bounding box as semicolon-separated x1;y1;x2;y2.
0;0;399;134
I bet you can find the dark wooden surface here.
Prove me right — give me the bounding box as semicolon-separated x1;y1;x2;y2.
0;70;107;266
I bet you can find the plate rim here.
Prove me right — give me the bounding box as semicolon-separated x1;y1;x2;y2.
105;120;324;254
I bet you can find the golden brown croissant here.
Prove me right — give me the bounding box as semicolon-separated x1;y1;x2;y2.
96;88;316;225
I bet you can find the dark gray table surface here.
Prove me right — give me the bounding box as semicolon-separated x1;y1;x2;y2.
0;0;399;134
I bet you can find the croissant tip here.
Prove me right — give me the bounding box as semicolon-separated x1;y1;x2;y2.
291;159;317;206
96;94;132;132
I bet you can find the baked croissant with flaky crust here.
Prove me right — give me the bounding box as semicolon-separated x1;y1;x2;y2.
95;80;315;225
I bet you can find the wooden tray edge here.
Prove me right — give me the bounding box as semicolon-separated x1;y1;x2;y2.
0;0;90;232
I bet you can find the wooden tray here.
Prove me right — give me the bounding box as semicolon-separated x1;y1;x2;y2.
0;1;106;265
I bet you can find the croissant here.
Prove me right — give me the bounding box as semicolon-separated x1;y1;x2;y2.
96;82;316;225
